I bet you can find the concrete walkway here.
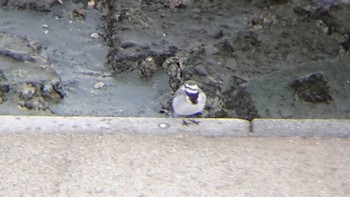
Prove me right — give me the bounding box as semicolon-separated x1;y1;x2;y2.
0;116;349;196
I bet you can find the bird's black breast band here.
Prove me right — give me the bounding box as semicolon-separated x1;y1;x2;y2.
186;92;199;104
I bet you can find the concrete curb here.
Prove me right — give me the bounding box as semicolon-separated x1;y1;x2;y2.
0;116;250;137
1;116;350;137
251;119;350;137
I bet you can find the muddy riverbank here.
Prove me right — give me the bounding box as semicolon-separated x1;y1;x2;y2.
0;0;349;119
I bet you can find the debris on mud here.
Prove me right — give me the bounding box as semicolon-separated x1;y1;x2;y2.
0;32;64;113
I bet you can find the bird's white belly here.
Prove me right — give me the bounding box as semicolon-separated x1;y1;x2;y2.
172;96;206;116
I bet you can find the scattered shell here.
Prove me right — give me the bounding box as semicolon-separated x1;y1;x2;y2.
158;123;170;129
42;24;49;28
94;82;105;89
90;32;100;39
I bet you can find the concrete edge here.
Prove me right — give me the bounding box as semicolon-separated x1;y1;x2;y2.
1;116;350;137
251;119;350;137
0;115;250;137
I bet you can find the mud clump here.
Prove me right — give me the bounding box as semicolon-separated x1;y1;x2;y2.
221;75;258;120
291;72;332;104
15;81;64;111
0;32;42;62
0;32;65;113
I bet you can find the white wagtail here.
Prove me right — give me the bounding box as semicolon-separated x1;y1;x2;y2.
172;80;206;120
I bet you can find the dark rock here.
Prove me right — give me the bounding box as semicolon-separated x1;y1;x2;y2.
291;72;332;104
138;56;158;79
0;84;9;93
71;7;86;20
162;53;185;92
19;97;49;111
42;79;65;101
193;64;208;77
341;34;350;51
120;40;138;49
211;30;224;39
293;6;313;17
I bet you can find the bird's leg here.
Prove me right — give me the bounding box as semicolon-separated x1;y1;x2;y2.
182;119;190;126
182;118;200;126
189;119;200;125
182;114;201;126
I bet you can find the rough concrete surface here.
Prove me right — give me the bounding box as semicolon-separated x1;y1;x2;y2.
0;116;250;136
252;119;350;137
0;133;349;196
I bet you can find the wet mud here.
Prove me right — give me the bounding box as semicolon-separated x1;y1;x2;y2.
0;0;349;119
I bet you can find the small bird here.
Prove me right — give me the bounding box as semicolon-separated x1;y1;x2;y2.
172;80;206;117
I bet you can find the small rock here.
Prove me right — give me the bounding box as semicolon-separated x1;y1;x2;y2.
71;8;86;20
193;64;208;76
139;56;158;79
18;83;36;100
94;82;105;89
90;32;100;39
211;30;224;39
42;81;65;102
120;40;137;49
20;97;49;111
